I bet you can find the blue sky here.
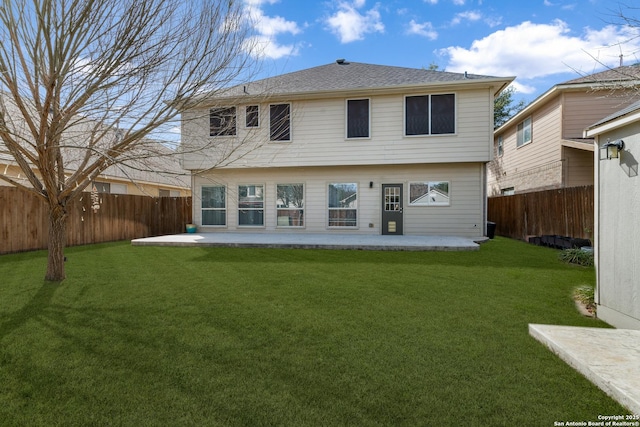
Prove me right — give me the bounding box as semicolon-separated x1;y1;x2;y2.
243;0;640;103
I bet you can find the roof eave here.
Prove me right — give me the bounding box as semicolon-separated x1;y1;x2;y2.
185;76;515;109
585;108;640;137
495;80;640;135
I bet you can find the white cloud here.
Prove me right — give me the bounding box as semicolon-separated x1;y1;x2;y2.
439;20;640;82
423;0;438;4
451;10;482;26
452;0;465;5
407;20;438;40
243;0;302;59
326;1;385;43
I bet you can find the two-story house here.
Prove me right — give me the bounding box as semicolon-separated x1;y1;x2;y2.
180;61;513;239
488;64;640;196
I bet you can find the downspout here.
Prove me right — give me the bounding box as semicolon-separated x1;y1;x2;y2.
594;136;601;306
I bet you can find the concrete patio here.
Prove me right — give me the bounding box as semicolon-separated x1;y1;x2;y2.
131;232;483;251
530;324;640;416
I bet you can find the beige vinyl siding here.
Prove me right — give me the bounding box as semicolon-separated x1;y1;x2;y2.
563;146;594;187
193;163;484;238
489;97;563;193
181;89;494;170
562;91;638;139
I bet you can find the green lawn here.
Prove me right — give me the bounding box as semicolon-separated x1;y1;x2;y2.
0;237;627;426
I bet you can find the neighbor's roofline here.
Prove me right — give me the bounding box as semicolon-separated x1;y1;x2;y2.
495;80;640;135
585;106;640;137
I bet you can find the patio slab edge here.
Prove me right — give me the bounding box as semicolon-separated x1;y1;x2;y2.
529;323;640;415
131;233;480;251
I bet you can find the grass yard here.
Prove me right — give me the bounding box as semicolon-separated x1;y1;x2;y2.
0;237;628;426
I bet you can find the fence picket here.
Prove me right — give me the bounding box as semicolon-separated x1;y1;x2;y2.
488;185;594;241
0;187;192;254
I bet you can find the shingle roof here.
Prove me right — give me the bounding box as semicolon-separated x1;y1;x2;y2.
212;61;507;100
589;99;640;128
561;64;640;85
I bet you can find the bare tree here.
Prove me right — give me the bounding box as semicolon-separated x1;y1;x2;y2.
0;0;259;281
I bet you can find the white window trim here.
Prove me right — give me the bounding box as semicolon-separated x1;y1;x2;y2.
238;183;265;227
345;98;371;140
327;182;358;228
209;106;237;137
269;102;292;142
408;181;451;207
201;185;227;227
403;93;457;137
516;116;532;147
497;135;504;157
276;183;305;228
245;105;260;129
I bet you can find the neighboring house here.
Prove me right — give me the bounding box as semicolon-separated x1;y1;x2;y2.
180;61;513;238
0;91;190;196
585;101;640;330
488;64;640;196
1;144;190;197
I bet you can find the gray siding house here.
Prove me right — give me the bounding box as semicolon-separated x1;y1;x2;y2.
586;100;640;330
180;61;513;238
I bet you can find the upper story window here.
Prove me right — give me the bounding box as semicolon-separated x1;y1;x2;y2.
497;135;504;157
347;99;370;138
246;105;259;128
516;117;532;147
210;107;236;136
405;94;455;136
270;103;291;141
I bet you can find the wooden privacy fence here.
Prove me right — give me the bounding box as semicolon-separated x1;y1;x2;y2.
487;185;594;241
0;187;192;254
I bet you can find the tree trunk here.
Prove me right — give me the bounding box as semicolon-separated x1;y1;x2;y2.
46;206;67;282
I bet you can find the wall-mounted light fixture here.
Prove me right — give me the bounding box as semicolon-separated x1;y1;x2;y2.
600;139;625;160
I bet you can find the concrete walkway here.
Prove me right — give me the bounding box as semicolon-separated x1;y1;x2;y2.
530;324;640;415
132;232;482;251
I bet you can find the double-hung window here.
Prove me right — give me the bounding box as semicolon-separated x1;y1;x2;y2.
328;183;357;227
270;103;290;141
276;184;304;227
405;94;455;135
246;105;259;128
202;186;226;226
497;135;504;157
238;184;264;226
210;107;236;136
517;117;532;147
347;99;370;138
408;181;450;206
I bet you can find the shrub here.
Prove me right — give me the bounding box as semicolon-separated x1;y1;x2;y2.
558;248;594;266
